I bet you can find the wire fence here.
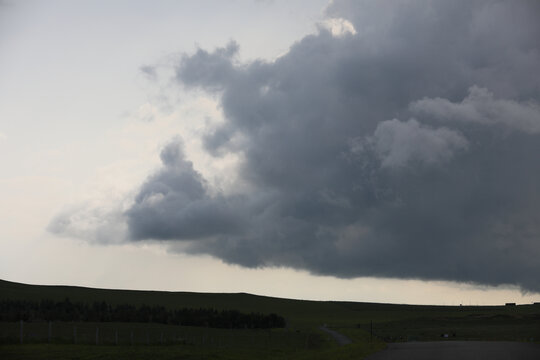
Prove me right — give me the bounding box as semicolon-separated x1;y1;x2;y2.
0;321;318;350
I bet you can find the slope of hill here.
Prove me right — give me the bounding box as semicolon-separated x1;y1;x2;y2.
1;278;539;340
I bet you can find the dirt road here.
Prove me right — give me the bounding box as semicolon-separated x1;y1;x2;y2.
365;341;540;360
318;326;352;345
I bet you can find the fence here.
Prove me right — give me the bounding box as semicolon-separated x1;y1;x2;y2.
0;321;317;350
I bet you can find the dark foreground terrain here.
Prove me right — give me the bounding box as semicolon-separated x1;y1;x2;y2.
366;341;540;360
1;279;539;359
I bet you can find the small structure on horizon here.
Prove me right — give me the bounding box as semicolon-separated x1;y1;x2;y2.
505;302;516;306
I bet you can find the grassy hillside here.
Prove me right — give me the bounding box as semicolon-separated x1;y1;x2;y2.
0;281;540;341
1;279;539;359
0;279;388;358
2;279;539;330
0;279;355;328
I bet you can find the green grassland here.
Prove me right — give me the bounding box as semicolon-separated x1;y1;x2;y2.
1;279;539;359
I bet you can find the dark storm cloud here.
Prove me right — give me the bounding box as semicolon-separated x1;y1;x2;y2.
410;86;540;134
178;41;240;90
126;138;244;241
123;0;540;291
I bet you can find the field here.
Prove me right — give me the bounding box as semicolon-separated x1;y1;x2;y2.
1;279;539;359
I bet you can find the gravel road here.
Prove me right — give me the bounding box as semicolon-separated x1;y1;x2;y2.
365;341;540;360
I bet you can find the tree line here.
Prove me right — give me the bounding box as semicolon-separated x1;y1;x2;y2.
0;299;286;329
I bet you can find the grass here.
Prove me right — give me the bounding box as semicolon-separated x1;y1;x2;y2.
0;327;386;360
0;279;353;329
359;311;540;342
0;338;386;360
1;279;540;359
0;343;301;360
0;321;313;347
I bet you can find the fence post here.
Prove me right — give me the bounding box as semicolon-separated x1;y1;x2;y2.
73;326;77;344
19;320;23;344
48;321;52;343
130;330;134;346
96;327;99;345
160;332;164;345
115;329;118;345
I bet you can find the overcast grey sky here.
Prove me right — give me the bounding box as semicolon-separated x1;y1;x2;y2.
2;0;540;305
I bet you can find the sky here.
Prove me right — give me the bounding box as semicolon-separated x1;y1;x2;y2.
1;0;540;305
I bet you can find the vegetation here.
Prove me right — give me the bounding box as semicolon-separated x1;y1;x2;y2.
357;311;540;342
0;299;285;329
1;279;539;359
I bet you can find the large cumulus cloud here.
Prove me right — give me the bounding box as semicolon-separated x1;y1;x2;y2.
126;138;245;241
55;0;540;292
